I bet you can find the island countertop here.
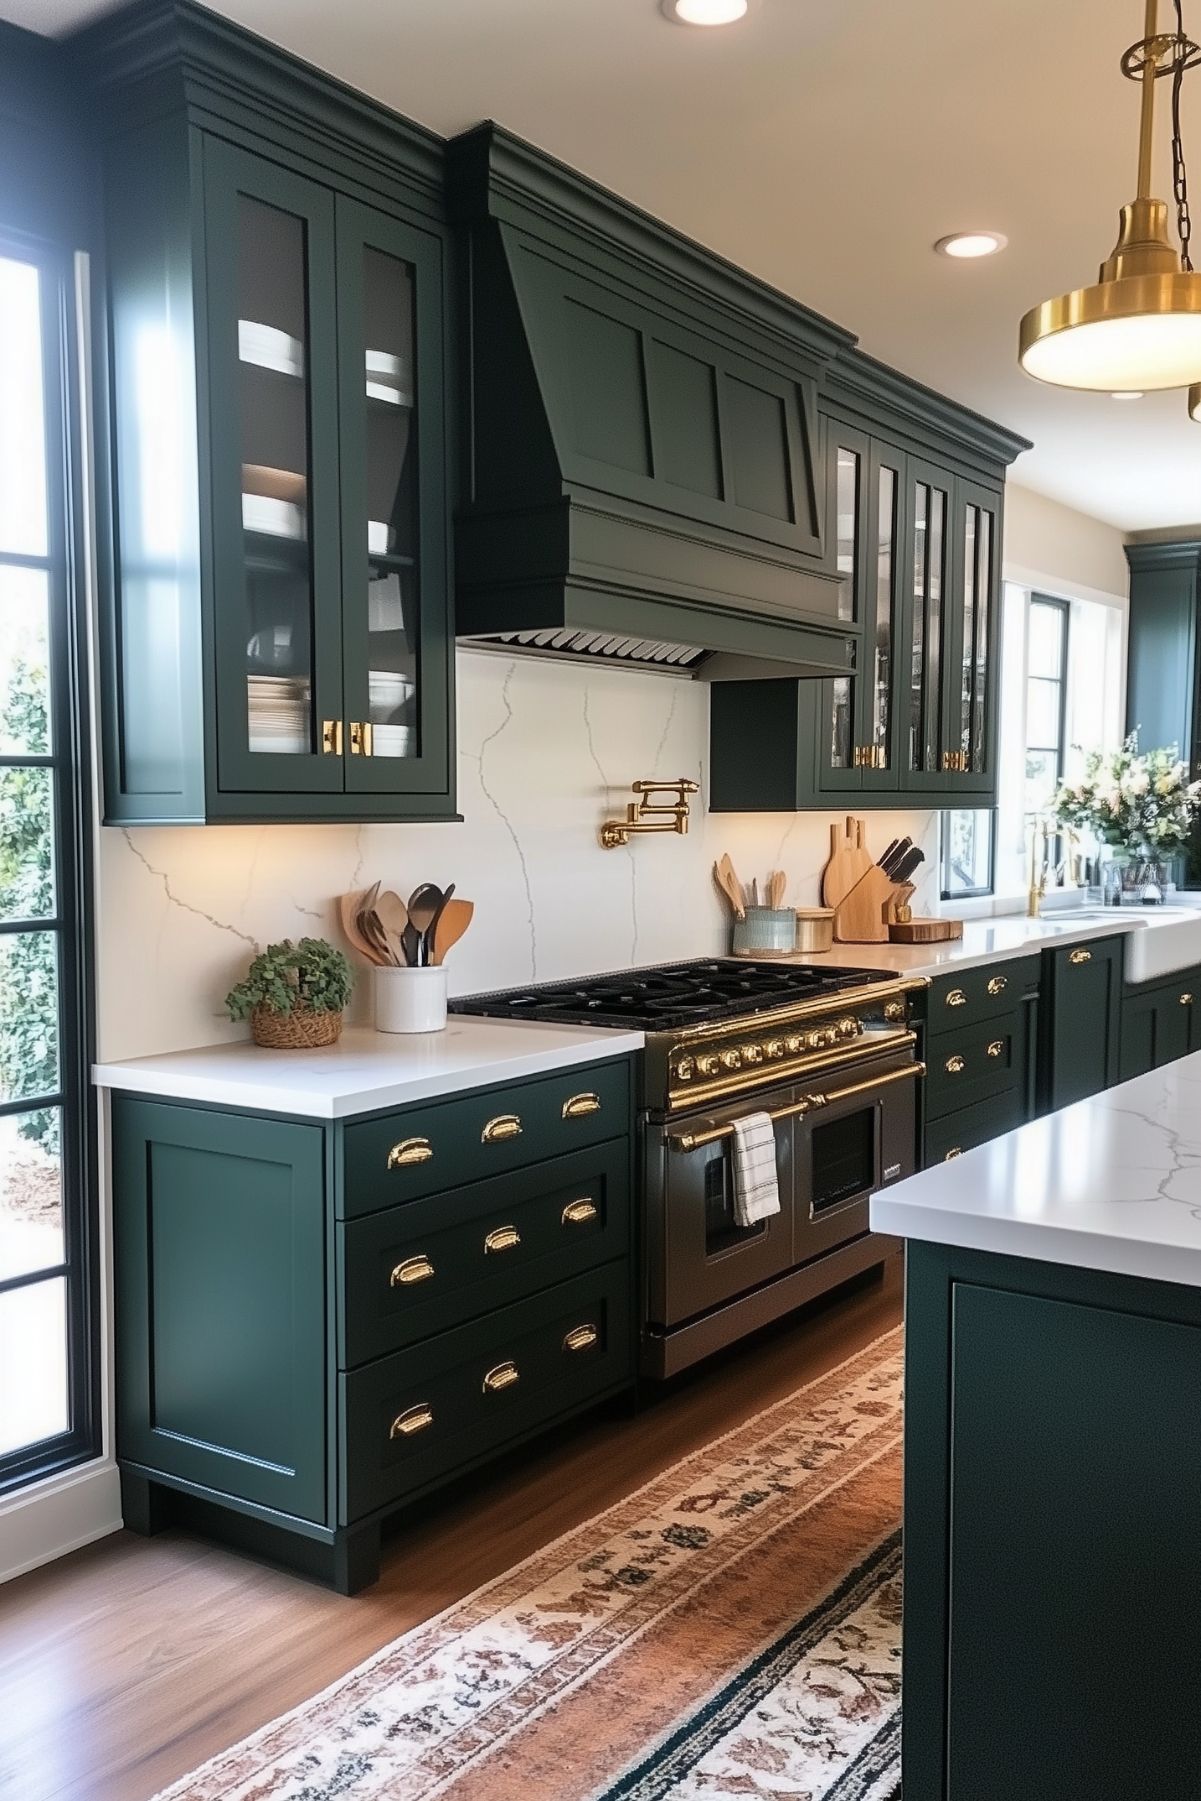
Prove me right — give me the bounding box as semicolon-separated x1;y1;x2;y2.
871;1050;1201;1288
93;1018;646;1119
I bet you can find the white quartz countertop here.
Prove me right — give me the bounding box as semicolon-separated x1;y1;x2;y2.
93;1019;645;1119
797;906;1180;981
871;1051;1201;1288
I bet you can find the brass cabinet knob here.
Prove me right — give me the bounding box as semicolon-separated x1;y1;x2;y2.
482;1360;520;1394
563;1323;599;1354
944;1147;963;1161
484;1225;521;1254
321;719;344;756
945;988;967;1008
390;1403;433;1439
1181;993;1195;1007
986;1040;1004;1059
390;1254;435;1287
562;1198;598;1226
562;1092;601;1118
387;1136;433;1169
1068;947;1092;965
482;1113;522;1143
945;1055;966;1074
987;976;1008;996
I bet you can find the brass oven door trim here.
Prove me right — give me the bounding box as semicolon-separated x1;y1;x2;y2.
669;1056;925;1153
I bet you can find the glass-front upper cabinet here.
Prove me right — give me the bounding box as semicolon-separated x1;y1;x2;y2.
204;142;343;796
858;444;904;789
948;479;1001;792
335;201;450;801
902;459;953;792
820;428;868;790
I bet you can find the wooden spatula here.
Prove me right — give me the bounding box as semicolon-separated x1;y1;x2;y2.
767;869;787;910
433;897;474;965
339;891;388;966
717;854;747;918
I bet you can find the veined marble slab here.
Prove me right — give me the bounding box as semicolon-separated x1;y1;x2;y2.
93;1019;645;1119
803;908;1183;983
871;1052;1201;1288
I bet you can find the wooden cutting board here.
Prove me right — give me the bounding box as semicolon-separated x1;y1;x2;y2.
888;918;964;943
821;815;874;909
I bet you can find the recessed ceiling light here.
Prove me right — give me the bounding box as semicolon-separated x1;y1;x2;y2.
934;231;1008;260
1111;390;1144;400
661;0;749;25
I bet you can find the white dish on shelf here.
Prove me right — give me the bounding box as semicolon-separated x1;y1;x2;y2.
365;379;413;407
367;520;394;556
370;724;413;757
239;320;304;378
243;494;307;540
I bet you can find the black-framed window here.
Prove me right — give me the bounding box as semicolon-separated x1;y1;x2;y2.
0;233;97;1495
941;807;996;900
1024;594;1070;814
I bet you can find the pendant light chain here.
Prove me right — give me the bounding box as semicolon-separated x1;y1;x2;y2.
1172;0;1194;269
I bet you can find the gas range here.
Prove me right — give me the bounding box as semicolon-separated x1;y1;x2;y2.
449;957;920;1115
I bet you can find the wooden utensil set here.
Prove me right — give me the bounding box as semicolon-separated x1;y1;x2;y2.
712;857;788;920
339;883;474;969
819;816;958;943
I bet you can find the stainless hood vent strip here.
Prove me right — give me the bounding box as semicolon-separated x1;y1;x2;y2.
482;629;709;669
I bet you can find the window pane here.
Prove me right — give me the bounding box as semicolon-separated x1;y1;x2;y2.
1026;677;1063;750
0;932;59;1103
0;258;48;557
0;1276;68;1456
0;1107;62;1280
0;766;55;921
943;809;993;896
1028;601;1064;679
0;565;51;754
1026;748;1060;815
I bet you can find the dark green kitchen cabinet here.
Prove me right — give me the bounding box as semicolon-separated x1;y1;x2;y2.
110;1058;636;1592
84;2;455;823
1038;936;1123;1111
1119;967;1201;1080
1125;539;1201;881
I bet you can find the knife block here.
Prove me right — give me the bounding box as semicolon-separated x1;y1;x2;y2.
832;866;903;943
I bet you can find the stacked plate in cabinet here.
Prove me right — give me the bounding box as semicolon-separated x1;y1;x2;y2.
247;675;309;755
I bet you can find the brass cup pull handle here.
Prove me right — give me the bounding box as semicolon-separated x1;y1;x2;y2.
390;1254;435;1287
349;720;374;757
944;1147;964;1161
1069;947;1092;965
483;1360;519;1394
1181;993;1195;1007
562;1198;599;1226
482;1113;522;1144
390;1403;433;1439
945;1055;966;1075
986;1040;1004;1059
321;718;343;756
484;1225;521;1254
562;1092;601;1119
563;1323;599;1353
387;1136;433;1169
945;988;967;1008
987;976;1008;996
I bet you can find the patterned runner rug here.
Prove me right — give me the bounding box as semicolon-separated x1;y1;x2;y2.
157;1329;903;1801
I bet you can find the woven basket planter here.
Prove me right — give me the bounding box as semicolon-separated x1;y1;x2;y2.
250;1002;343;1050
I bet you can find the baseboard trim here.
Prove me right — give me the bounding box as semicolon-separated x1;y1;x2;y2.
0;1458;123;1584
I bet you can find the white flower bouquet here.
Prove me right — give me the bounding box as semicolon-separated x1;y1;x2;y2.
1053;735;1201;857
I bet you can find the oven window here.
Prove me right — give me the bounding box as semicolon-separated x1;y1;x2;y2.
704;1155;767;1253
810;1109;875;1215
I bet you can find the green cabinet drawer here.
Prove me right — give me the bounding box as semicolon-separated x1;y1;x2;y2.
927;957;1040;1037
339;1140;630;1367
925;1017;1022;1121
924;1087;1026;1165
1120;971;1199;1080
340;1262;632;1522
341;1059;632;1217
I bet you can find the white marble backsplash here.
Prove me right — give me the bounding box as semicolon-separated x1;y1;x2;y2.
95;650;941;1060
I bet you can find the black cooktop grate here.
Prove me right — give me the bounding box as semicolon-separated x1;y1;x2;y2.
448;958;894;1032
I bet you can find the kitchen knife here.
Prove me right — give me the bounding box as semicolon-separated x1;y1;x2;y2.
880;837;913;876
891;845;925;885
877;838;900;871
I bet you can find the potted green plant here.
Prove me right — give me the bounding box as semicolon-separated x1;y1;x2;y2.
225;938;354;1049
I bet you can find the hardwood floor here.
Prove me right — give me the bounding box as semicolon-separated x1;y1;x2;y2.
0;1259;902;1801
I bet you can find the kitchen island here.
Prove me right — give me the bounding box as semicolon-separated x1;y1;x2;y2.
871;1052;1201;1800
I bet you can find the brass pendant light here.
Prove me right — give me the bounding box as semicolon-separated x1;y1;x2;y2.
1019;0;1201;392
1191;382;1201;416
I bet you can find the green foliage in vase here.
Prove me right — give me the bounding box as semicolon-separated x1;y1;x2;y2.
1053;734;1201;856
225;937;354;1022
0;655;57;1152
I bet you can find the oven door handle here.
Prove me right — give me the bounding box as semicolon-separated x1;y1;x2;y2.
670;1059;925;1153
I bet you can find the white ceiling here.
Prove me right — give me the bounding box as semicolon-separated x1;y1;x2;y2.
12;0;1201;531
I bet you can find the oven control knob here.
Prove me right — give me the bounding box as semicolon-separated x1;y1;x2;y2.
695;1054;720;1078
720;1049;742;1071
765;1039;785;1059
743;1043;764;1064
804;1031;822;1051
838;1016;858;1038
675;1057;695;1082
785;1035;803;1055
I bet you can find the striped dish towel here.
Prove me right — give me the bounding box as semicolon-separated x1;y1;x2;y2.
730;1112;780;1226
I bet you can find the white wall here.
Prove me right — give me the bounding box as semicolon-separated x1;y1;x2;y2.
95;650;941;1061
1003;481;1129;610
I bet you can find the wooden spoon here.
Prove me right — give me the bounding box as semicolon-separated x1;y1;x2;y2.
433;897;474;965
373;890;410;967
338;891;388;966
716;854;747;919
767;869;787;910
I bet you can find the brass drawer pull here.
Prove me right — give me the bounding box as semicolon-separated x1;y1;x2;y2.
387;1136;432;1169
390;1403;433;1439
484;1225;521;1254
483;1360;519;1394
944;1147;963;1161
945;988;967;1008
562;1091;601;1119
482;1113;522;1144
390;1255;435;1287
321;718;343;756
564;1323;599;1353
562;1198;599;1226
349;720;374;756
1068;947;1092;965
945;1054;966;1074
986;1040;1004;1059
987;975;1007;996
1181;993;1195;1006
